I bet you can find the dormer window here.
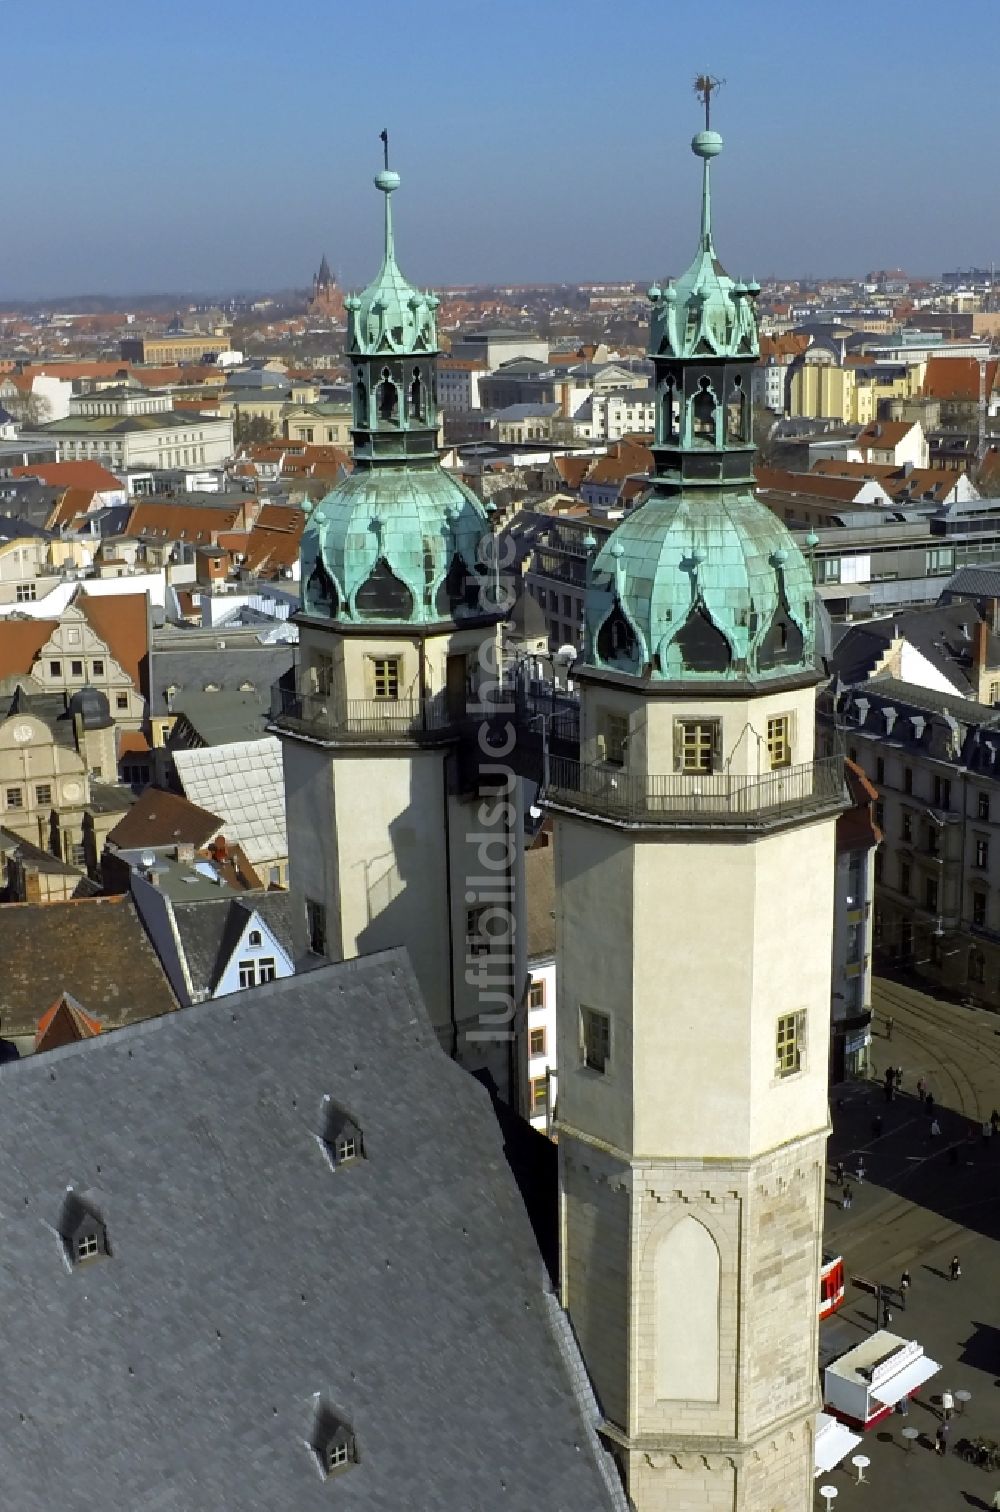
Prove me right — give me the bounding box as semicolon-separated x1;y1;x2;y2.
60;1189;110;1267
318;1097;364;1170
248;930;262;948
310;1398;358;1481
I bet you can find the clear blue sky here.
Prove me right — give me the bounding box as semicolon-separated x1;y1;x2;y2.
2;0;998;299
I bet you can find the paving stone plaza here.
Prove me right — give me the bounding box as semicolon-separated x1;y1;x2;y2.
818;973;1000;1509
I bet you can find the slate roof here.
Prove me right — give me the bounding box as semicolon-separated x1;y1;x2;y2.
171;890;307;1000
169;689;274;745
0;951;621;1512
173;737;286;864
830;601;1000;695
150;643;294;711
0;894;177;1038
939;564;1000;603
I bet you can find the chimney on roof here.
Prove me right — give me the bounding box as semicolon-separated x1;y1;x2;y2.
145;868;160;887
174;842;194;863
211;834;227;861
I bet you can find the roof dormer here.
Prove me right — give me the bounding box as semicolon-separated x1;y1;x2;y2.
309;1396;358;1481
59;1188;110;1267
317;1096;364;1170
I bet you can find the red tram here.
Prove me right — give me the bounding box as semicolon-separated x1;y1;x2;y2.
820;1252;845;1320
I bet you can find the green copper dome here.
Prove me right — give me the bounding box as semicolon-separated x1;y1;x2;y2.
301;154;497;627
301;465;495;623
583;114;816;687
585;494;814;681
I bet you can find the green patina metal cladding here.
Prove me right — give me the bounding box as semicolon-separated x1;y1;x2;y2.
301;165;494;625
584;122;816;684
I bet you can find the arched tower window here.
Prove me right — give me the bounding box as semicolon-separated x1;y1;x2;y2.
377;368;398;423
596;602;638;665
662;376;679;442
654;1216;720;1402
674;602;732;674
691;377;717;444
409;366;425;421
355;557;414;619
355;371;368;427
725;374;747;443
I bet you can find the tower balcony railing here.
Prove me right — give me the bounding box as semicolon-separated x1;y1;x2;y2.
543;753;848;828
270;684;472;741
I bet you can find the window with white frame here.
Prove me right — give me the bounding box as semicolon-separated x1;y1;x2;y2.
238;959;256;989
76;1233;99;1261
248;930;262;947
258;958;277;983
597;710;629;767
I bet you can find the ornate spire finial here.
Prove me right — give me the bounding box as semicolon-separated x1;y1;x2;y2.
693;74;723;130
374;130;401;269
691;75;724;251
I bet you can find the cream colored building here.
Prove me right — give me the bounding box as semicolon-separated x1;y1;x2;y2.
22;387;234;470
542;117;845;1510
789;351;923;426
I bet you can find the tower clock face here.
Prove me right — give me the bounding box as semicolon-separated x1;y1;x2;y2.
62;781;82;802
12;724;33;744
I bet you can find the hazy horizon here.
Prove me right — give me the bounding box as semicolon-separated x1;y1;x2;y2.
2;0;997;302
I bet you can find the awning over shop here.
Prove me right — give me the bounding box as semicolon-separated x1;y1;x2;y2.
870;1353;940;1407
814;1412;862;1477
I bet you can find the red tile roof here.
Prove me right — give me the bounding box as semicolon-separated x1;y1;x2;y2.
922;355;1000;402
0;618;59;681
125;502;240;544
78;591;149;697
46;487;97;529
34;991;103;1053
106;787;223;850
13;460;123;493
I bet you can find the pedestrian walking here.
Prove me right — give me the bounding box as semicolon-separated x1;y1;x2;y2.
917;1077;926;1103
856;1157;866;1183
872;1115;883;1138
895;1065;903;1088
990;1488;1000;1511
984;1120;993;1147
898;1394;910;1419
882;1302;893;1328
884;1076;894;1104
930;1118;941;1138
936;1422;950;1455
941;1388;954;1420
842;1184;853;1210
926;1091;935;1116
991;1107;1000;1135
835;1159;845;1185
900;1269;911;1309
886;1015;894;1041
950;1255;962;1282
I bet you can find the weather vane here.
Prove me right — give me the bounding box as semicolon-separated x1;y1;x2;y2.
379;128;389;170
693;74;724;130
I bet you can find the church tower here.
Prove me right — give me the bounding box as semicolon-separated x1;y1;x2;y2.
276;156;515;1097
547;91;845;1510
309;252;345;320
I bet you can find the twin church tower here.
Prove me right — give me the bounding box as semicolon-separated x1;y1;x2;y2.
275;103;844;1511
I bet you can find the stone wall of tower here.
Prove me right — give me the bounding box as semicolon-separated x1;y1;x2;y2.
560;1130;824;1511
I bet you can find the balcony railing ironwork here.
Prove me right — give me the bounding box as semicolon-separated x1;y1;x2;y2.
543;753;848;828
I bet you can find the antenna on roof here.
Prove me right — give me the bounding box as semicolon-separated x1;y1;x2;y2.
379;128;389;171
693;73;724;130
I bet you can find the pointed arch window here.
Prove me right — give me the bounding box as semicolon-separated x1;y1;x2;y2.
306;558;338;615
725;374;747;443
691;377;717;444
757;601;804;669
408;366;425;421
376;367;398;423
596;601;637;665
662;375;679;442
354;372;368;427
355;557;414;619
674;602;731;673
